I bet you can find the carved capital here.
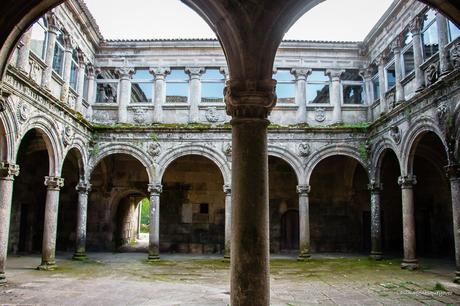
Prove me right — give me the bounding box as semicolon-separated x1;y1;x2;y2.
63;33;76;51
0;162;20;179
368;180;383;192
148;184;162;196
86;64;96;78
374;53;387;66
76;181;91;194
224;79;277;119
223;184;231;195
409;15;423;35
44;176;64;190
46;11;61;33
390;36;402;53
0;90;10;112
296;184;311;195
115;67;135;80
359;67;374;80
446;164;460;180
291;68;311;81
150;67;170;79
326;69;345;81
398;175;417;188
185;67;205;79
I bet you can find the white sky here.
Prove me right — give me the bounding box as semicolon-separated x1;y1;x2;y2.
84;0;394;41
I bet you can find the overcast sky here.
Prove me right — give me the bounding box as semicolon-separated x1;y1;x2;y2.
84;0;394;41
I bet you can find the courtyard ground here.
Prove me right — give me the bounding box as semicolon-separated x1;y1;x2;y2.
0;253;459;305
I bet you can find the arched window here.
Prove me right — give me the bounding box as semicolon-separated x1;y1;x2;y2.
30;17;48;60
52;31;65;76
69;50;79;89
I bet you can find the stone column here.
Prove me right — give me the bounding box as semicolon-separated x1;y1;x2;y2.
398;175;418;270
224;184;232;259
41;14;59;89
186;67;204;123
436;12;452;76
116;67;134;123
147;183;162;261
410;16;425;91
60;35;74;103
326;69;344;124
292;68;311;124
16;28;32;73
297;184;311;260
75;53;86;114
360;67;374;121
368;180;383;260
391;38;405;104
38;176;64;270
72;181;91;261
226;79;275;306
376;54;387;114
446;164;460;282
0;163;19;283
86;64;96;119
150;68;170;123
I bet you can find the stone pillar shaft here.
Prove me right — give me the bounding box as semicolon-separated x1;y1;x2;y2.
297;184;310;260
148;184;162;261
73;181;90;260
16;29;33;72
327;69;344;124
377;57;387;114
116;68;134;123
75;63;86;113
151;68;169;123
224;184;232;259
41;27;58;89
292;69;310;124
60;44;73;103
86;66;95;119
392;40;405;104
446;164;460;282
436;12;451;75
0;163;19;283
186;67;204;123
398;175;418;270
39;176;64;270
368;181;383;260
410;16;425;91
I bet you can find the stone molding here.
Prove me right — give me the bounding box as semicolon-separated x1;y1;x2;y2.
44;176;64;190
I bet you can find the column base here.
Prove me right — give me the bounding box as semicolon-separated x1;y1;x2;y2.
37;261;58;271
297;252;311;261
453;271;460;284
223;255;230;262
147;254;160;262
0;272;6;284
369;252;383;260
72;252;88;261
401;259;419;270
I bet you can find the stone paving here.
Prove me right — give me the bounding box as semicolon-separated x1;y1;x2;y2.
0;253;459;305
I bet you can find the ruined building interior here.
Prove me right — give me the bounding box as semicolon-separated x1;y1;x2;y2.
0;0;460;304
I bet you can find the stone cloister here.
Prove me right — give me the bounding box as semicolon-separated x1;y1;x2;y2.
0;0;460;304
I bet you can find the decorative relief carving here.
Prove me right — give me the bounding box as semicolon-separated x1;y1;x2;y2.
386;91;396;109
425;62;439;86
147;142;161;158
315;108;326;122
148;183;163;195
62;125;74;147
222;143;232;160
450;42;460;69
17;101;29;122
296;184;311;195
133;108;147;124
205;107;219;123
0;91;9;112
0;162;20;178
436;103;448;126
298;143;311;158
44;176;65;190
28;58;41;82
389;125;401;145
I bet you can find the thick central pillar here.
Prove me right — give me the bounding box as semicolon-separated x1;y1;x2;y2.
38;176;64;270
0;163;19;283
148;183;162;261
398;175;418;270
226;79;276;306
73;181;91;260
297;184;311;260
446;164;460;282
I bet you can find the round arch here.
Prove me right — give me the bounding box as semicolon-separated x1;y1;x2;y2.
268;145;303;185
17;119;61;176
371;136;401;182
0;96;18;162
305;144;368;184
156;144;230;185
400;117;448;175
88;143;154;182
61;145;86;179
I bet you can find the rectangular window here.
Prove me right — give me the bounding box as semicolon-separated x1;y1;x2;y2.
449;20;460;42
30;18;47;59
69;51;79;90
402;48;414;77
202;68;225;102
385;61;396;90
422;10;439;60
274;69;295;103
52;32;65;76
166;68;188;103
131;69;153;103
341;70;364;104
307;69;329;104
372;75;380;101
95;69;118;103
